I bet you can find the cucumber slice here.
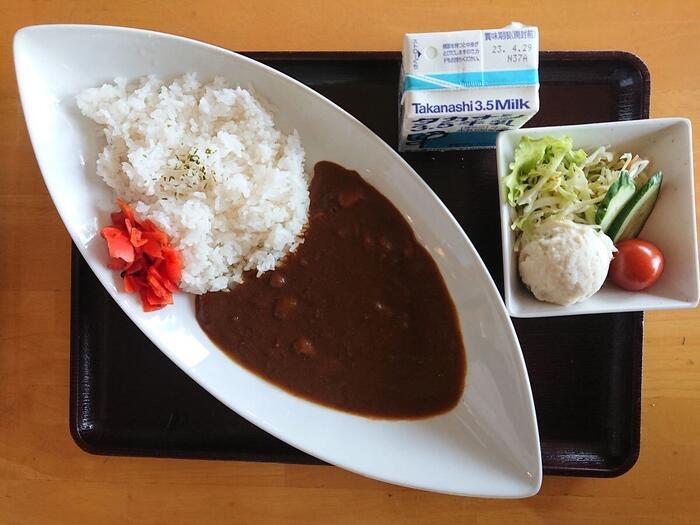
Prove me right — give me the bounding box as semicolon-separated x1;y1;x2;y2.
607;172;663;243
596;171;636;233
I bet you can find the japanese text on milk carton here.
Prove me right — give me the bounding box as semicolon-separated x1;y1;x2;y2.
399;25;540;151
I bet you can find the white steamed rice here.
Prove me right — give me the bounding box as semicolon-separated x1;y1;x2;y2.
77;73;309;294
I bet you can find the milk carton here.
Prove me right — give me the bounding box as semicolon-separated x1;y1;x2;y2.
399;24;539;151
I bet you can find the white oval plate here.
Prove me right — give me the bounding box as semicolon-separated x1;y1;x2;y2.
14;25;541;498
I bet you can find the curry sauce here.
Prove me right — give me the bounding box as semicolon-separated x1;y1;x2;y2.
196;162;466;418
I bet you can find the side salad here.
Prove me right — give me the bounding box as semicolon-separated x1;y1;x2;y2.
505;135;664;305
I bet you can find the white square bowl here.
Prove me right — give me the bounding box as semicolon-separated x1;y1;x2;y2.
497;118;699;318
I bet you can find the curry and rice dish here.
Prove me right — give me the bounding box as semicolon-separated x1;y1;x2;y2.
79;74;466;419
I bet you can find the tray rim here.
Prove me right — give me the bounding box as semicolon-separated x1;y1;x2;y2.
69;50;649;478
243;50;650;121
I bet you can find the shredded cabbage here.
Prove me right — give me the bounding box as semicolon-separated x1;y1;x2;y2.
504;136;649;247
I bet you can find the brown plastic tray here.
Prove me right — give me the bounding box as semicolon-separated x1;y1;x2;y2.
70;51;648;476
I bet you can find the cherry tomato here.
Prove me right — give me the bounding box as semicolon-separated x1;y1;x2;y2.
609;239;665;291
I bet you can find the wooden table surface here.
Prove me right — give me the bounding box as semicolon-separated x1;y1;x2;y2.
1;1;699;523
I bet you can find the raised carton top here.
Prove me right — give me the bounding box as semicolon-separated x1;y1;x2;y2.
402;24;539;92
